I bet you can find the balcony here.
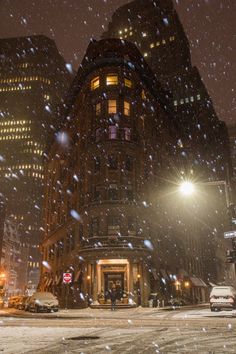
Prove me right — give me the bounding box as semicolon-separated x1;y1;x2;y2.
80;235;150;254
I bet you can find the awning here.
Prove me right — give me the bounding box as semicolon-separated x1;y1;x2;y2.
190;277;208;287
74;270;81;282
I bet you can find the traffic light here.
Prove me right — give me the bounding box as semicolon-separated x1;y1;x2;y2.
226;249;236;263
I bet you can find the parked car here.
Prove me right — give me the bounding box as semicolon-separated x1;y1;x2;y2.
8;296;20;308
0;297;4;309
28;292;59;313
210;286;236;311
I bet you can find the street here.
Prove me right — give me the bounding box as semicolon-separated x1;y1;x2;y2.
1;306;236;353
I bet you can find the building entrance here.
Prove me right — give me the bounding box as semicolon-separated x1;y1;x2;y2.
104;272;124;300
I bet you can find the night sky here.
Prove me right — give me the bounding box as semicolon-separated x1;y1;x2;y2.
0;0;235;124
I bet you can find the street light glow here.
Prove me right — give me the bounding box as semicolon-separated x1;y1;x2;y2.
179;181;195;196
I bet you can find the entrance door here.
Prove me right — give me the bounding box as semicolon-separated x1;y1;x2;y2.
104;272;124;300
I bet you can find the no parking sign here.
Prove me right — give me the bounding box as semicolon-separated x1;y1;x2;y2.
63;272;72;284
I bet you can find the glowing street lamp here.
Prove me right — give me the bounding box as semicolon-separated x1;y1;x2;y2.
179;181;195;196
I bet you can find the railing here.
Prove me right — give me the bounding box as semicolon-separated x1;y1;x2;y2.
80;235;150;252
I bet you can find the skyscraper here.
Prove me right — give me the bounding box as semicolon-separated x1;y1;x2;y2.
102;0;230;181
0;35;72;290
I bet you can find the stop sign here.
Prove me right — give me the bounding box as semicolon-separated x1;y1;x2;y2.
63;273;72;284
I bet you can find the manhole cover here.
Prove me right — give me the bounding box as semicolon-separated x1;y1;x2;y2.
67;336;100;341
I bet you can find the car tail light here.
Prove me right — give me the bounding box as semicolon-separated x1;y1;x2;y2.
228;296;235;303
210;296;216;302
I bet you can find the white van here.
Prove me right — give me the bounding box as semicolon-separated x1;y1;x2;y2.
210;286;236;311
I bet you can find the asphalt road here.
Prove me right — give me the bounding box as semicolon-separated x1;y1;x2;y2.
1;306;236;353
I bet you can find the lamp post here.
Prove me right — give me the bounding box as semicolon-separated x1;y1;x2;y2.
179;179;236;284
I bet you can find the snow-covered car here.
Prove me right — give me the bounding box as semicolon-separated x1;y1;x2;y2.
28;292;59;313
8;296;20;308
210;286;236;311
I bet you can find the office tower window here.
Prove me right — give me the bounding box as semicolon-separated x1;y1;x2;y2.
108;126;117;140
124;78;132;88
91;76;100;90
108;100;117;114
106;74;118;86
124;101;130;116
95;102;101;116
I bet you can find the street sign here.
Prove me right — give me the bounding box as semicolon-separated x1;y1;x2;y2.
63;272;72;284
224;231;236;239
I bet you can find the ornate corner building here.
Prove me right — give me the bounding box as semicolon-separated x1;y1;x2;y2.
41;38;175;307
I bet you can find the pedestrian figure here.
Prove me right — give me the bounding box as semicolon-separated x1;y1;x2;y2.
109;286;117;311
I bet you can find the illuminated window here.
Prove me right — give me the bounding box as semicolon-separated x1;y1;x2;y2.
197;94;201;100
124;78;132;88
156;41;160;47
174;100;178;106
142;32;147;37
124;101;130;116
141;90;146;100
170;36;175;42
95;102;101;116
91;76;100;90
108;100;117;114
162;39;166;45
180;99;184;105
106;74;118;86
109;126;117;140
150;43;155;48
143;52;148;57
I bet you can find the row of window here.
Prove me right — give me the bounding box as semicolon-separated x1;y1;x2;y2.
0;120;31;126
0;85;32;92
28;261;39;268
0;127;31;134
91;74;132;91
90;215;139;237
94;154;133;172
0;76;51;84
95;100;131;116
47;233;75;260
0;164;43;171
4;172;44;179
150;36;175;49
173;94;201;107
0;134;31;141
24;148;43;155
95;127;131;142
92;185;134;202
